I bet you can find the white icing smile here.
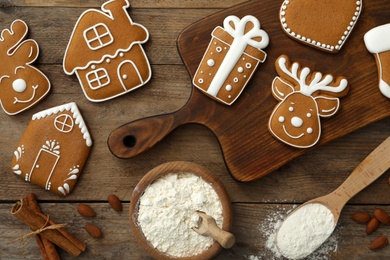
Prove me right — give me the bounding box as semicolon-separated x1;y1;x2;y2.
13;85;38;104
282;124;304;139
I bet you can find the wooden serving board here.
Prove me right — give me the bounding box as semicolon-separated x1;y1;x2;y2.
108;0;390;182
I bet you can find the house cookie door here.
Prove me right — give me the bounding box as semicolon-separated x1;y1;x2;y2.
29;148;60;191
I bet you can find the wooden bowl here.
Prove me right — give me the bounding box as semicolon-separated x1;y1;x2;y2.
129;161;233;260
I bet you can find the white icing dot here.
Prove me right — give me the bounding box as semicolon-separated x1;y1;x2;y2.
336;45;340;49
12;79;27;93
244;75;247;78
327;45;330;49
356;1;361;4
330;46;335;50
282;5;287;10
338;40;343;44
214;41;217;44
226;84;232;91
317;42;321;46
344;31;349;35
283;23;288;28
286;28;291;33
350;21;354;26
356;7;360;11
91;65;96;69
296;34;301;39
291;116;303;128
120;53;124;57
291;32;296;36
238;67;244;73
242;57;246;61
307;127;313;134
289;106;294;112
307;113;312;118
347;26;352;30
122;74;128;80
281;11;286;16
246;63;252;69
207;59;215;67
198;78;204;84
228;95;232;99
233;77;239;83
307;38;311;43
341;36;346;40
302;36;306;41
285;1;290;4
355;11;359;16
106;58;110;63
216;46;222;52
281;18;286;22
312;41;316;44
279;116;285;123
352;16;357;21
322;44;326;47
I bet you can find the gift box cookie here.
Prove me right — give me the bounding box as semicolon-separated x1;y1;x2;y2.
193;15;269;105
11;102;92;196
63;0;151;102
0;19;50;115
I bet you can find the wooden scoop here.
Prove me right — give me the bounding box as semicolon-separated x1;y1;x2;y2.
192;211;235;249
276;136;390;258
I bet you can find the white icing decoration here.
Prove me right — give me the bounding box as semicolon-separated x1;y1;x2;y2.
86;67;110;90
122;74;128;80
12;164;22;175
91;65;96;69
83;23;114;51
279;0;362;52
291;116;303;128
207;59;215;67
216;46;222;52
279;116;285;123
120;53;124;57
198;78;204;84
13;85;38;104
54;114;74;133
289;106;294;112
238;67;244;73
225;84;232;91
307;113;312;118
283;125;304;139
307;127;313;134
106;58;111;63
245;63;252;69
233;77;239;83
32;102;93;147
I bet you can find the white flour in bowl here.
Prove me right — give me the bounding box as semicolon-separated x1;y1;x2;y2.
276;203;336;259
137;172;223;257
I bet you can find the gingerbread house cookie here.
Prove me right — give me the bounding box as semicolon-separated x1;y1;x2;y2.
63;0;151;102
0;19;50;115
193;15;269;105
11;102;92;196
268;55;349;148
279;0;362;53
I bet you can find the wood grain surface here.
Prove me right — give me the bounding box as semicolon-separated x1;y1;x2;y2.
0;0;389;259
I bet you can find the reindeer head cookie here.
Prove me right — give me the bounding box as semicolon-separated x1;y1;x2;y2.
268;55;349;148
0;20;50;115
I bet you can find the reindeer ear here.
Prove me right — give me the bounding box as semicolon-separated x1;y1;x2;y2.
1;20;28;54
271;76;295;101
315;96;340;117
10;39;39;64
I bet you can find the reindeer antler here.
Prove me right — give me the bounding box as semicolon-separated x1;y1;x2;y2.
0;20;29;56
276;55;348;97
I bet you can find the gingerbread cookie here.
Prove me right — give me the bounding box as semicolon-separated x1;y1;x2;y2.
0;19;50;115
193;15;269;105
63;0;151;102
268;55;349;148
364;23;390;99
11;102;92;196
279;0;362;53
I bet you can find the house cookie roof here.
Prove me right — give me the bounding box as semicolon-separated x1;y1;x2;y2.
32;102;93;147
63;0;149;74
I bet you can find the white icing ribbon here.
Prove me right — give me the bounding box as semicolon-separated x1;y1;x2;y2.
207;15;269;97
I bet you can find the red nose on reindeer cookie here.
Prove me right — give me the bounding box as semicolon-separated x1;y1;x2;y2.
193;15;269;105
0;20;51;115
279;0;362;53
268;55;349;148
63;0;151;102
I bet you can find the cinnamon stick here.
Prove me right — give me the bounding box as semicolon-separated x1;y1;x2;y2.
25;193;60;260
11;194;86;257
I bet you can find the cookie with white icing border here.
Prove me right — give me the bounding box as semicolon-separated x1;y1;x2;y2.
279;0;362;53
268;55;349;148
11;102;92;196
63;0;151;102
0;19;51;115
193;15;269;105
364;23;390;99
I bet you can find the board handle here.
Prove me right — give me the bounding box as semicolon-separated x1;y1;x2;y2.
108;111;190;158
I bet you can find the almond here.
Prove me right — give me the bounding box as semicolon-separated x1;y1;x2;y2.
370;236;388;250
108;194;122;212
351;212;371;223
84;224;103;238
366;217;380;235
373;208;390;225
77;204;96;217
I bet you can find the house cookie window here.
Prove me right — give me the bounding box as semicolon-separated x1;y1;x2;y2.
86;68;110;90
54;114;74;133
84;23;113;50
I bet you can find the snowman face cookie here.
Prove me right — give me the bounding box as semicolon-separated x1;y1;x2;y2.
0;20;50;115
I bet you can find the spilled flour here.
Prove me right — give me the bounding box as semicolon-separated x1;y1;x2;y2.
246;205;340;260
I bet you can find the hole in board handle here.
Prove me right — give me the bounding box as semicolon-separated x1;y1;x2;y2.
123;135;137;148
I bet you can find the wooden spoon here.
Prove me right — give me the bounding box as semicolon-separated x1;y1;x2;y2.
192;211;235;249
276;136;390;258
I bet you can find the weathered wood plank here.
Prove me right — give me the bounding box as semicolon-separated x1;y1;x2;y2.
1;203;389;259
1;0;248;8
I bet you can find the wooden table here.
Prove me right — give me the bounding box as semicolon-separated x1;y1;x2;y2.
1;0;389;259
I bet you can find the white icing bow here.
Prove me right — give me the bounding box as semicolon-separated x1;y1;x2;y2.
223;15;269;50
